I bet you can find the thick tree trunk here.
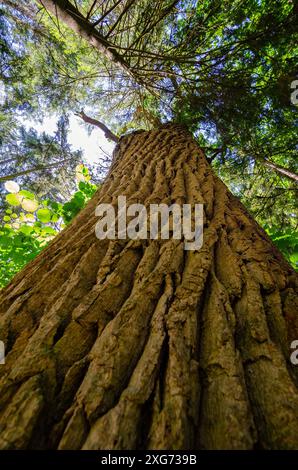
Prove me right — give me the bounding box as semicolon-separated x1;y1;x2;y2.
0;124;297;450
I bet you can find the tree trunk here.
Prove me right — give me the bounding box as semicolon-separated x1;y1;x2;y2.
37;0;150;91
0;124;297;450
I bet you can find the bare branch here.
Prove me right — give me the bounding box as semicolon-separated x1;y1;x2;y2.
76;110;119;143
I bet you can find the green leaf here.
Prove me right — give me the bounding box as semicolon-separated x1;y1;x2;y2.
51;214;59;223
48;201;59;211
6;193;21;206
37;208;51;223
78;181;87;191
42;226;57;235
19;225;33;236
3;215;11;222
289;252;298;266
19;190;36;200
24;213;35;221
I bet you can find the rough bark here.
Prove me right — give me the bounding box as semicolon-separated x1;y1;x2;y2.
0;124;297;450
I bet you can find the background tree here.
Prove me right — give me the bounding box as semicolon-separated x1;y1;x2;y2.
0;114;82;195
0;164;97;287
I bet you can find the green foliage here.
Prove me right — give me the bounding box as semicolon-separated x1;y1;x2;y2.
0;113;83;204
0;225;42;286
265;227;298;270
0;166;98;287
169;0;297;243
60;181;97;224
5;193;20;206
36;208;52;223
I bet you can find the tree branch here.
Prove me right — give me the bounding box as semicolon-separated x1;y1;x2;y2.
37;0;156;94
262;159;298;183
76;111;119;143
0;158;73;182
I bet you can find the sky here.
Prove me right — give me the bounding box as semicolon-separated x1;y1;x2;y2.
0;77;116;187
0;78;116;166
24;113;116;165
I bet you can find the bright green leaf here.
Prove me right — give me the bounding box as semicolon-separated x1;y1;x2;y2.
6;193;21;206
36;208;51;223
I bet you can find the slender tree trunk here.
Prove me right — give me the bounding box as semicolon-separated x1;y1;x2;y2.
262;158;298;182
0;124;297;450
37;0;150;91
